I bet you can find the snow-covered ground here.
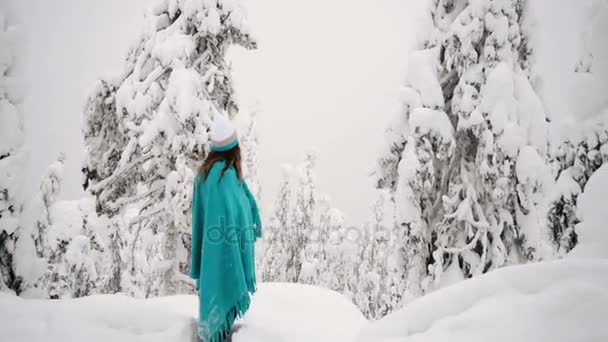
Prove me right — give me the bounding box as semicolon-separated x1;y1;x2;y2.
357;258;608;342
0;283;366;342
5;259;608;342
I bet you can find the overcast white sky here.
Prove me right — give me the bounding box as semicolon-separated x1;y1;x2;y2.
230;0;421;223
7;0;152;206
8;0;421;224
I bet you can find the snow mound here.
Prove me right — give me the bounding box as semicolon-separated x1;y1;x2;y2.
570;164;608;259
356;259;608;342
234;283;366;341
0;283;366;342
0;293;197;342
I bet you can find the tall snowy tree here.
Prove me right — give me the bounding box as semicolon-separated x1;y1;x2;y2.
259;165;293;282
375;0;553;303
239;109;262;201
547;1;608;253
298;193;349;286
353;190;394;319
298;194;331;285
44;197;100;299
237;109;266;274
260;152;349;287
0;13;24;293
288;151;316;282
259;153;317;284
82;0;255;297
14;155;64;297
316;205;354;294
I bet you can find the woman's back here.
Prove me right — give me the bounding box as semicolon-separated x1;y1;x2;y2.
191;115;261;342
199;160;252;225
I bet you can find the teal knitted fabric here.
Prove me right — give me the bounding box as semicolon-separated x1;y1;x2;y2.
190;161;262;342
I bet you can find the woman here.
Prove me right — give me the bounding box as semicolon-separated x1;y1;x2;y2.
190;114;262;342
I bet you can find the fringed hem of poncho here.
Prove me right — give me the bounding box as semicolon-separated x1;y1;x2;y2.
198;283;257;342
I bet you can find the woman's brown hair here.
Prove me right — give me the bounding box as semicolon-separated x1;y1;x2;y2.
198;144;243;182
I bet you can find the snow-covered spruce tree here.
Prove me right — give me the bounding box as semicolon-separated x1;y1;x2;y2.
14;155;64;297
548;112;608;254
299;193;343;285
237;109;266;272
261;153;341;286
353;190;393;319
82;0;255;297
239;109;261;201
375;0;553;301
259;155;360;298
68;197;108;297
298;193;358;295
260;155;315;284
288;151;316;282
316;205;354;294
13;158;107;299
259;165;293;282
0;13;24;293
44;197;100;299
547;1;608;254
298;194;331;285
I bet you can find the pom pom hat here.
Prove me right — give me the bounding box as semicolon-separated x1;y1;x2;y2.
210;114;238;152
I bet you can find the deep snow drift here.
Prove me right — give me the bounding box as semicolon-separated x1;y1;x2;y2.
357;258;608;342
0;283;366;342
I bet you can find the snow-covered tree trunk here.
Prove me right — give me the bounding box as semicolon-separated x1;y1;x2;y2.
375;0;554;306
82;0;255;297
0;13;24;293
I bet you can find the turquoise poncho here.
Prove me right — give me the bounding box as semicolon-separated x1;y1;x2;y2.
190;160;262;342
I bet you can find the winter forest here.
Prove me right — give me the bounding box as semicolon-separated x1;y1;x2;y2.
1;0;608;341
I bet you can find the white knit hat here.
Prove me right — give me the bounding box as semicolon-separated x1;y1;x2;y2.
210;114;238;152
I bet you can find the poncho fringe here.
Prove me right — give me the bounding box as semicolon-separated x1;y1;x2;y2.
199;291;253;342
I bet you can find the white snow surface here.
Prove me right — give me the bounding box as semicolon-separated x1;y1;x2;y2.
232;283;365;341
357;258;608;342
0;283;366;342
3;259;608;342
405;48;444;109
409;108;454;142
